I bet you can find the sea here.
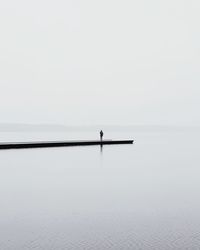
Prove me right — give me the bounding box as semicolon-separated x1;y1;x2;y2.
0;126;200;250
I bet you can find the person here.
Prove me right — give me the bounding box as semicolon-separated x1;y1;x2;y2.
100;130;104;142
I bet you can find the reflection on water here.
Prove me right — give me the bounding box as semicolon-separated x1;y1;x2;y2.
100;144;103;154
0;127;200;249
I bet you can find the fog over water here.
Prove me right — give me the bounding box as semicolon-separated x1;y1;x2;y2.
0;126;200;249
0;0;200;125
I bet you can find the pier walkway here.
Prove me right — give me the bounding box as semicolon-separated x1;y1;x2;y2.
0;140;134;149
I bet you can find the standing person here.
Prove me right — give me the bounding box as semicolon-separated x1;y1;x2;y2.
100;130;104;142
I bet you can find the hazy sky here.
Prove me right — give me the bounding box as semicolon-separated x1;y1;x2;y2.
0;0;199;126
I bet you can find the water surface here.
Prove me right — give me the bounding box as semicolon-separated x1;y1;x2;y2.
0;127;200;249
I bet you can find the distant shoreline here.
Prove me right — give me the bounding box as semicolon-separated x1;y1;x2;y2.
0;123;199;132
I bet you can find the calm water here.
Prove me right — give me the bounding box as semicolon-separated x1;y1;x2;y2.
0;127;200;250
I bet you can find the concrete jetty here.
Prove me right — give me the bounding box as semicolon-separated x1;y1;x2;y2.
0;140;134;150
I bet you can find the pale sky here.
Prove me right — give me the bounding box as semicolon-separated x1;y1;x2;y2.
0;0;199;126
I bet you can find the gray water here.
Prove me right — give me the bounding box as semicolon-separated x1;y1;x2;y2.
0;127;200;250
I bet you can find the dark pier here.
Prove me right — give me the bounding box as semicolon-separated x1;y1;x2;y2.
0;140;134;150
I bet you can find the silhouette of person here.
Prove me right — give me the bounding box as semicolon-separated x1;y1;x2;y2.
100;130;104;142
